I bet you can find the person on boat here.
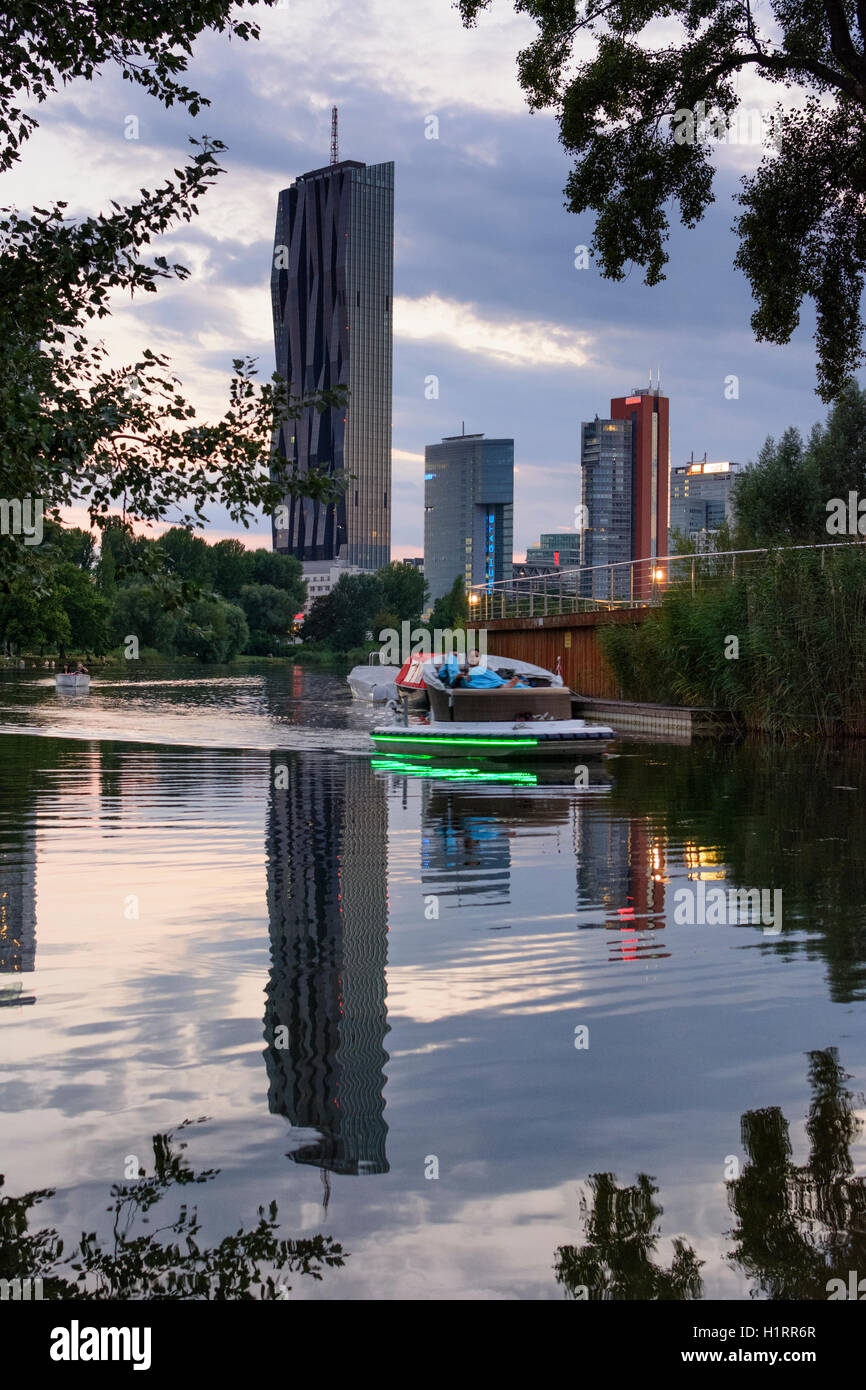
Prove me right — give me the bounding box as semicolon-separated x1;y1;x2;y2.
436;655;527;690
75;662;89;675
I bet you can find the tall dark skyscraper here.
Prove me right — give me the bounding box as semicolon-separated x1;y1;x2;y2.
423;433;514;604
270;157;394;574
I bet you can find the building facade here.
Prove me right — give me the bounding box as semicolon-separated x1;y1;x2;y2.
423;434;514;604
669;457;742;544
580;387;670;599
525;532;582;572
271;159;394;575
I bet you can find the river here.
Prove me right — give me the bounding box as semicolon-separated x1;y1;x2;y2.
1;661;864;1300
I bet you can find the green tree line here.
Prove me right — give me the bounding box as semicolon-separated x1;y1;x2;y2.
1;521;307;663
600;383;866;735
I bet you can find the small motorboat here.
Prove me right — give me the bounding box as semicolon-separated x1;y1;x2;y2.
371;659;614;760
393;651;563;697
55;672;91;692
347;651;400;703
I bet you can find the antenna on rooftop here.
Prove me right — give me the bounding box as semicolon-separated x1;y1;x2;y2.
330;106;339;165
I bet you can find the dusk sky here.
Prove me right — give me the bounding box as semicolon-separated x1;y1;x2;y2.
2;0;842;558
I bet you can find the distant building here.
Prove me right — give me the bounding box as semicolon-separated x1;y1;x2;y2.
402;556;424;572
525;532;582;571
270;156;394;577
302;562;365;612
423;433;514;604
669;457;743;544
580;385;670;599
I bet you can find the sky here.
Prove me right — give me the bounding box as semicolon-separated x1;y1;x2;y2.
1;0;846;559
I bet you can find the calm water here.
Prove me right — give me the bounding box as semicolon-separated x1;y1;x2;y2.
1;662;865;1300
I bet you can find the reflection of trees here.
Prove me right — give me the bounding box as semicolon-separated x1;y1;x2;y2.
555;1173;703;1300
0;1121;346;1299
727;1048;866;1300
607;740;866;1002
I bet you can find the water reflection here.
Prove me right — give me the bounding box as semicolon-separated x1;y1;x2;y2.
727;1047;866;1300
607;742;866;1000
0;1121;347;1299
420;780;572;908
0;741;39;1007
264;754;391;1177
555;1173;704;1301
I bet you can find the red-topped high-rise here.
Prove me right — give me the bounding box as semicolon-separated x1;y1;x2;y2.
610;385;669;575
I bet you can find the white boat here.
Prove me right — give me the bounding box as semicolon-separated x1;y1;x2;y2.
347;651;400;703
55;672;91;691
371;659;614;760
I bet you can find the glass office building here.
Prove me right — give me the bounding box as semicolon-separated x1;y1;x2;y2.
271;159;394;572
580;387;670;601
423;434;514;604
669;458;742;543
579;417;634;598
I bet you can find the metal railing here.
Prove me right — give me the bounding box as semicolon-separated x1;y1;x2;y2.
467;540;866;622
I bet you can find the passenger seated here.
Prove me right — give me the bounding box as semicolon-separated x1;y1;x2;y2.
436;655;528;690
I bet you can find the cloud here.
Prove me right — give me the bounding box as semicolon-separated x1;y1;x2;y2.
394;293;595;370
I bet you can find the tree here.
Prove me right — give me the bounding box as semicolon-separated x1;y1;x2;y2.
42;520;96;571
428;575;469;635
239;583;296;653
0;1;345;601
0;579;70;655
210;538;253;600
174;596;249;662
109;583;179;653
55;562;111;654
250;549;306;607
157;528;215;586
459;0;866;399
302;573;385;651
377;561;428;627
730;428;823;546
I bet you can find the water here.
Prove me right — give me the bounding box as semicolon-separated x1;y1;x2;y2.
1;661;864;1300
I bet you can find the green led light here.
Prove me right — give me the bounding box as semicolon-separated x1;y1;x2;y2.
372;734;539;748
371;758;538;784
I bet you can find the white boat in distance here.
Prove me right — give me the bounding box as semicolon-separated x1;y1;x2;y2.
55;672;91;691
347;651;400;703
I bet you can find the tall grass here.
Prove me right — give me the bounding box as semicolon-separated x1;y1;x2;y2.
598;547;866;735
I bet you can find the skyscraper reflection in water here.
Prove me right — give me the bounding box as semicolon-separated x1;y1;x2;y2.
264;756;390;1175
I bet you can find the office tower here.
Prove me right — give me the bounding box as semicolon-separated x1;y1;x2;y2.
669;456;743;543
525;532;582;571
423;433;514;604
580;385;669;599
270;157;394;576
264;755;390;1176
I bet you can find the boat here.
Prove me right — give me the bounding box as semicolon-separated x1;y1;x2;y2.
391;651;562;698
371;659;614;760
55;672;91;691
346;651;400;703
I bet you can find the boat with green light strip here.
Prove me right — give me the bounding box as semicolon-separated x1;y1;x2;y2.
370;660;614;761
